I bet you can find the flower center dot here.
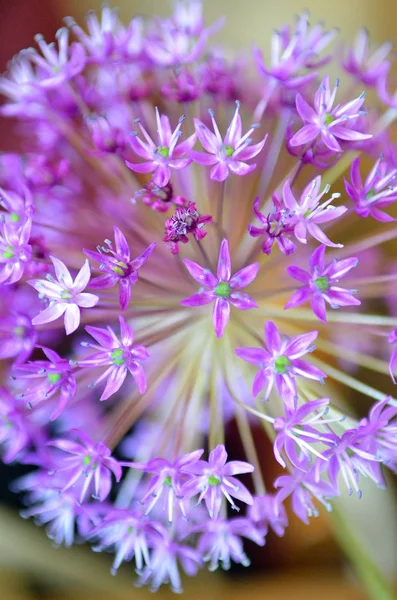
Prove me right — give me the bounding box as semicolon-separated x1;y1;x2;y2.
163;475;172;487
111;348;126;365
112;260;128;276
324;113;335;126
215;282;231;298
224;145;234;157
274;355;291;374
48;372;62;384
60;290;73;300
208;474;221;486
83;455;92;467
3;245;15;259
10;213;20;223
365;188;376;200
314;276;330;292
157;145;169;158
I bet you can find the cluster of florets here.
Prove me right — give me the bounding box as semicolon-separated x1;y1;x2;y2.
1;1;397;593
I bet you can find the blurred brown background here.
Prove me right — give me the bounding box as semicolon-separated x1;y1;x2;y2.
0;1;396;598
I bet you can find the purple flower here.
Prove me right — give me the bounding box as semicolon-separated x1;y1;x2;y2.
64;6;121;62
48;429;122;502
14;346;77;421
78;316;149;400
254;12;336;90
235;321;326;410
29;29;86;88
356;397;397;466
190;517;264;571
0;311;37;364
275;467;338;524
315;430;384;497
136;530;202;594
181;239;259;338
126;109;196;187
91;509;163;574
248;494;288;537
281;176;347;247
285;245;360;323
163;201;212;254
127;450;204;522
183;444;254;518
0;211;32;285
290;76;372;152
145;20;208;67
273;398;337;468
85;227;156;311
343;29;392;87
28;257;98;335
344;156;397;222
190;102;267;181
248;195;297;256
0;388;33;462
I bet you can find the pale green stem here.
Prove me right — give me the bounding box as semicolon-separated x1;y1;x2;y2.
330;504;396;600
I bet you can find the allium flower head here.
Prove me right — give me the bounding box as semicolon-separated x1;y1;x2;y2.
1;2;397;593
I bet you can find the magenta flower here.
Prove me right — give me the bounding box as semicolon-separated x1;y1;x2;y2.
183;444;254;519
344;156;397;222
248;494;288;537
275;467;338;524
126;108;196;187
0;212;32;285
48;429;122;502
78;316;149;400
190;102;267;181
248;195;297;256
290;76;372;152
145;24;208;67
281;176;347;247
235;321;326;410
163;201;212;254
343;29;392;87
254;13;336;90
85;227;156;311
127;450;204;522
273;398;336;468
14;346;77;421
191;517;264;571
29;29;86;88
285;245;360;322
181;239;259;338
28;257;98;335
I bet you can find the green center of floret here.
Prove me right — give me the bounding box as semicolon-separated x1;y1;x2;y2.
83;455;92;467
48;372;62;384
112;260;128;276
13;326;25;337
10;213;21;223
215;282;231;298
157;145;169;158
208;474;221;486
60;290;73;300
365;188;376;200
324;112;335;126
314;276;330;292
111;348;126;366
3;245;15;259
224;145;234;157
274;355;291;374
163;475;172;487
